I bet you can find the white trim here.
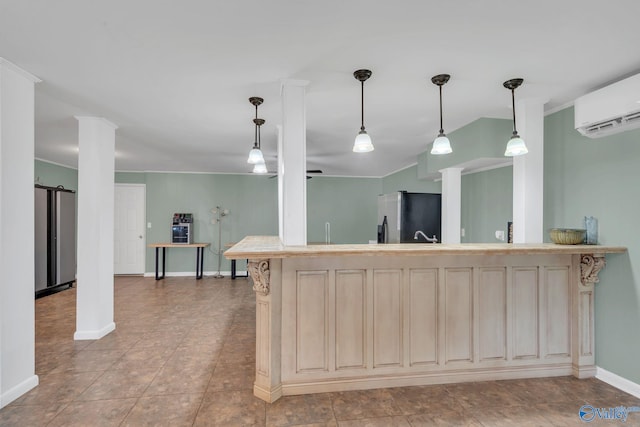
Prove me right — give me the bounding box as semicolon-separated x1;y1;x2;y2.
462;161;513;176
35;157;77;170
0;375;39;408
0;57;42;83
545;101;574;116
596;366;640;399
74;322;116;340
74;116;118;130
433;162;513;182
381;162;418;179
143;270;248;278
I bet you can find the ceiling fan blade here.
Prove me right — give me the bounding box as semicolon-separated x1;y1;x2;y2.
267;169;322;179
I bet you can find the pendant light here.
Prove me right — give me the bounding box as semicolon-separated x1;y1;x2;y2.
247;97;265;164
252;161;267;174
353;69;374;153
503;78;528;156
251;118;268;173
430;74;452;155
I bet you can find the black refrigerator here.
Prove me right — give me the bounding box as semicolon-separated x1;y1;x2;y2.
35;185;76;296
377;191;442;243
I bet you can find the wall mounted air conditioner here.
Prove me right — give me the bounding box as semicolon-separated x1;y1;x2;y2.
574;73;640;138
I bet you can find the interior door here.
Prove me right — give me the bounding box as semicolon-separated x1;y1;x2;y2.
114;184;146;274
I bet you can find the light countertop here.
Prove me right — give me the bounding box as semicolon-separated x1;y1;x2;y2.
224;236;626;259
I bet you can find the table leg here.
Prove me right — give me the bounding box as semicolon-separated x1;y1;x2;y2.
231;259;236;280
162;247;166;279
196;247;204;279
155;247;166;280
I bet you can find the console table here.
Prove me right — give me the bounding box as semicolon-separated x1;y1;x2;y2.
148;243;210;280
225;242;249;279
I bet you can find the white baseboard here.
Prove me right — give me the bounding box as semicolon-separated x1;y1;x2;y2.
143;270;248;278
74;322;116;340
596;366;640;399
1;374;38;408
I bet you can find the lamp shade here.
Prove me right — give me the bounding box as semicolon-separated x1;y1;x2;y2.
353;130;374;153
247;147;264;164
504;135;528;156
252;161;268;174
431;135;452;155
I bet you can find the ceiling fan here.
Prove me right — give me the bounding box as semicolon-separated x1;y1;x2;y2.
268;169;323;179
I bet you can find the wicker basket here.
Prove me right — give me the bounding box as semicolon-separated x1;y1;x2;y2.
549;228;586;245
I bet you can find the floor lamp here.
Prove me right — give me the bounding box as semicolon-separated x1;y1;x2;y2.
211;206;229;278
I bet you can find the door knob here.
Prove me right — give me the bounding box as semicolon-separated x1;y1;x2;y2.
138;235;143;239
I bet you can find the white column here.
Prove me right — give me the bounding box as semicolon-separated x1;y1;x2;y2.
512;99;546;243
0;58;41;407
74;116;117;340
440;167;463;244
279;80;309;246
276;125;284;242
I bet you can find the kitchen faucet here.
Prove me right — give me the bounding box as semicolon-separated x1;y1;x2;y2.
414;230;438;243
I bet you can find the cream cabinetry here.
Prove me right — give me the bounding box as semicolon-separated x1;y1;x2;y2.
226;237;624;402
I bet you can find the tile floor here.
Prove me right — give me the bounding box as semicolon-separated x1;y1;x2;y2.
1;275;639;426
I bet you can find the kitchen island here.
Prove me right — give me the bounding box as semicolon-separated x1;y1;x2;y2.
225;236;626;403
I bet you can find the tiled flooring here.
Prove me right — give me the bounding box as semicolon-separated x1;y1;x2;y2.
2;276;639;426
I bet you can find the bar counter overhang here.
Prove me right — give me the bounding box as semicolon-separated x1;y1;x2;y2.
225;236;626;403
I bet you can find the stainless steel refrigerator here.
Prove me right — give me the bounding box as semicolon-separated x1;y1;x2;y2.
377;191;442;243
35;185;76;296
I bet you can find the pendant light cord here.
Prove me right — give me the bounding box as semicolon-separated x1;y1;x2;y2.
360;80;365;132
439;85;444;134
254;122;258;149
511;89;518;135
257;122;261;149
255;104;259;148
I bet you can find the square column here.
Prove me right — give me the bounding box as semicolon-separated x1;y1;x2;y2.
0;58;41;407
74;116;117;340
279;80;309;246
440;167;463;244
512;99;546;243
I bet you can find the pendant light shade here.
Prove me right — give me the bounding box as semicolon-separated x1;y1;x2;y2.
252;161;268;174
251;118;266;172
353;69;374;153
354;130;373;153
431;135;452;155
430;74;452;155
247;97;265;164
247;146;264;164
503;79;528;157
505;135;528;156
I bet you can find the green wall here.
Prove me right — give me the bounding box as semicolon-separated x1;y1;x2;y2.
35;159;78;191
135;173;279;274
544;107;640;384
461;166;513;243
417;118;513;179
382;164;441;194
307;177;381;244
33;163;381;273
110;172;380;273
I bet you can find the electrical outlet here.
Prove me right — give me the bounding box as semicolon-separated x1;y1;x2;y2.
461;228;465;237
495;230;505;241
147;222;152;229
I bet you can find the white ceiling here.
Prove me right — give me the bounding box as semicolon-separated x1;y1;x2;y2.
2;0;639;177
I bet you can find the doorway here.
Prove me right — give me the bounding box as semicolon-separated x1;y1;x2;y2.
114;184;146;274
